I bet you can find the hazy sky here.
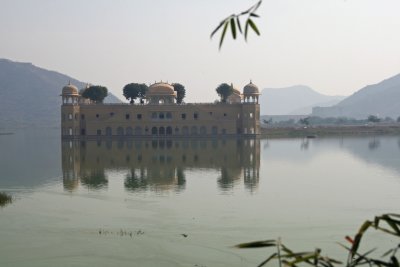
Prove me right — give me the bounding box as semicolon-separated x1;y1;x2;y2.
1;0;399;102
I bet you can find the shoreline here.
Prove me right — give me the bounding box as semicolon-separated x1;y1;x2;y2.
261;125;400;138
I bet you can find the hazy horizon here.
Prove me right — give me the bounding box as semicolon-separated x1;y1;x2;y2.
1;0;399;102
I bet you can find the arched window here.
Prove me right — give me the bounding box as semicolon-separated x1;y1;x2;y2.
200;126;207;135
159;126;165;135
212;126;218;135
117;127;124;136
134;126;142;135
151;127;158;135
191;126;198;135
126;127;133;135
166;126;172;135
182;126;189;135
106;127;112;136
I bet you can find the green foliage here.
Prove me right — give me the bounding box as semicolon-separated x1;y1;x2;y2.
299;117;310;126
81;169;108;189
81;85;108;103
211;0;262;49
172;83;186;104
235;213;400;267
0;192;12;207
122;83;148;104
138;84;148;104
265;116;376;127
368;115;381;123
216;83;234;103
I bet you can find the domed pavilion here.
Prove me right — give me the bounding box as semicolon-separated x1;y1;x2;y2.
242;81;260;103
146;82;177;104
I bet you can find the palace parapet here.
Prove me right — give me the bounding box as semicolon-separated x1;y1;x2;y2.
61;81;260;138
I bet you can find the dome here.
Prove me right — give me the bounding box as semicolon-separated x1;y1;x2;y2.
243;81;260;95
62;82;79;96
147;82;176;96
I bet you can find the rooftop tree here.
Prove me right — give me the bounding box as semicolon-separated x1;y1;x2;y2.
216;83;233;103
138;83;148;104
81;85;108;103
123;83;141;104
172;83;186;104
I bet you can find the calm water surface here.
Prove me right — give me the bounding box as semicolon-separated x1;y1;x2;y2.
0;130;399;267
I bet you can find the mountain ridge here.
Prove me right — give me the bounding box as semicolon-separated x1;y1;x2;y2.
259;85;346;115
0;58;121;129
312;73;400;119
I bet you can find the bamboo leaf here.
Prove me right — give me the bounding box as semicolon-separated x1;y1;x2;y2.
235;240;276;248
219;21;229;50
323;257;343;264
352;248;377;266
236;17;242;34
244;19;250;41
211;20;226;39
239;10;250;16
375;216;380;229
254;0;262;11
250;13;260;18
391;256;399;267
351;233;363;257
257;253;278;267
358;221;372;235
248;18;261;36
382;249;395;258
230;17;236;39
382;216;400;235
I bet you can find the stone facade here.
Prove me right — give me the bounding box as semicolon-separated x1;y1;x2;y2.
61;82;261;138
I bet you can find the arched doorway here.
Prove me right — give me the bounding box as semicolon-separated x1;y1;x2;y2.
191;126;198;135
182;126;189;135
134;126;142;135
151;127;158;135
200;126;207;135
106;127;112;136
126;127;133;136
117;127;124;136
166;126;172;135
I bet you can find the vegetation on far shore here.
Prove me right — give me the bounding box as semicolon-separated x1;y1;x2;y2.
0;192;12;207
261;125;400;138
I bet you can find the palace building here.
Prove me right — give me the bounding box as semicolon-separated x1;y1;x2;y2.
61;81;260;138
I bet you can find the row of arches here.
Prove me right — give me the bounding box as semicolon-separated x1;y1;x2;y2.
103;126;221;136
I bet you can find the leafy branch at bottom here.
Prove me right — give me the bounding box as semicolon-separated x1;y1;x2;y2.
235;213;400;267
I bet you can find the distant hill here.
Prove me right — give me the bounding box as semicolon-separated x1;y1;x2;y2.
312;74;400;119
259;85;345;115
0;58;121;129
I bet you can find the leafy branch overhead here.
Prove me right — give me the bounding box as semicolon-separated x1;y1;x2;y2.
211;0;262;49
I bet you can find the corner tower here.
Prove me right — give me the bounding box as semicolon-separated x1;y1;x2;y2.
241;81;261;134
61;82;81;137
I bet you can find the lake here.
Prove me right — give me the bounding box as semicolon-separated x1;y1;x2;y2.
1;130;399;267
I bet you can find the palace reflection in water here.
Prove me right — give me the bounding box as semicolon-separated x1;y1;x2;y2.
62;138;260;193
